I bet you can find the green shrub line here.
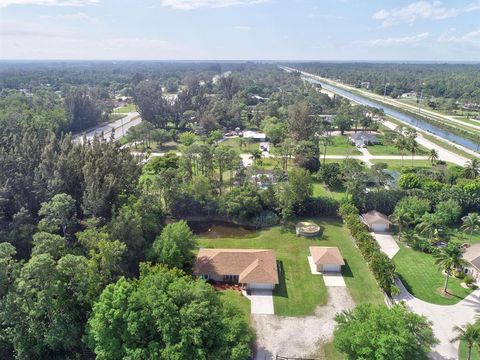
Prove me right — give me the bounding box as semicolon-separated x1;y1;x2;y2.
339;202;396;297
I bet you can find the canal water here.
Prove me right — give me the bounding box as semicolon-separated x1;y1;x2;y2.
303;75;479;153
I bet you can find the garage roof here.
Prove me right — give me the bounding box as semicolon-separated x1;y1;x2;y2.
310;246;345;266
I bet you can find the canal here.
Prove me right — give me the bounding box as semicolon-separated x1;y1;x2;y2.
302;75;479;153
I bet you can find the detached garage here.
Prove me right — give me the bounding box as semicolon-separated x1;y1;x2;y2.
309;246;345;273
362;210;391;233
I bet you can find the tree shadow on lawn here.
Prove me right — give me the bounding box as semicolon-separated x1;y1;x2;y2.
397;273;466;301
341;259;354;279
273;260;289;299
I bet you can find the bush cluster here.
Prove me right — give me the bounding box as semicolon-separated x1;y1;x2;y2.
339;202;397;296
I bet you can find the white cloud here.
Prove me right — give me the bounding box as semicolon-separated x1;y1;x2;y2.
358;32;431;46
373;1;480;27
160;0;268;10
438;27;480;46
41;12;101;24
232;25;251;31
0;0;98;7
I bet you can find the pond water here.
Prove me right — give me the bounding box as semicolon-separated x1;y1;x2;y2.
188;220;255;238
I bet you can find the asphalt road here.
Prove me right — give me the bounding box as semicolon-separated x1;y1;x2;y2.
74;112;141;143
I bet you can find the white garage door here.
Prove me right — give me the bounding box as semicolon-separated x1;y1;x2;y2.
372;223;388;232
322;264;341;272
247;283;274;290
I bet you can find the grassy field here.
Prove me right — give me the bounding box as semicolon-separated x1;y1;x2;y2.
323;135;361;155
370;159;447;171
459;340;480;360
367;133;428;156
312;183;345;201
114;103;136;113
394;245;472;305
221;137;260;153
197;218;384;316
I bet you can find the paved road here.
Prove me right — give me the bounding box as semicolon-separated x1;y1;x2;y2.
74;112;141;143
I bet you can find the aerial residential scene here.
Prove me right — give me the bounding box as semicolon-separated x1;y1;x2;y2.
1;1;480;359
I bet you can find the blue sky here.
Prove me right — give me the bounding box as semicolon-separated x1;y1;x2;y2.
1;0;479;60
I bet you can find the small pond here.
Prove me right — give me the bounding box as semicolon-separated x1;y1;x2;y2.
188;220;256;239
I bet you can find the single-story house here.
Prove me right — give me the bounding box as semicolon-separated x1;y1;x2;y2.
194;248;279;290
242;130;267;142
309;246;345;272
362;210;391;232
463;244;480;280
349;132;379;147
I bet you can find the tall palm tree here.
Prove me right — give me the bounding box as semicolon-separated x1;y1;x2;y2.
461;213;480;241
416;213;443;243
450;323;480;360
408;138;420;167
434;242;467;294
249;149;262;166
394;135;408;168
428;149;439;165
464;159;480;179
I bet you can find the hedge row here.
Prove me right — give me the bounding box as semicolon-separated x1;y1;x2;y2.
339;202;397;296
297;196;340;217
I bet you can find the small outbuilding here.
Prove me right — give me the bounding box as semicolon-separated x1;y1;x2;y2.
362;210;391;233
309;246;345;273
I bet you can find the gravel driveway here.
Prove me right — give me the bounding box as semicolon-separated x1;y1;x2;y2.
252;287;354;359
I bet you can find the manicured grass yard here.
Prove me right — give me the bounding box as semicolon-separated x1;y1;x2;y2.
370;159;451;172
459;340;480;360
312;183;346;201
221;137;260;153
323;135;361;155
394;245;472;305
114;103;136;113
367;133;427;156
197;218;383;316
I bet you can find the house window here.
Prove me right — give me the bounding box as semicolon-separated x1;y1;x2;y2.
202;274;209;280
223;275;239;282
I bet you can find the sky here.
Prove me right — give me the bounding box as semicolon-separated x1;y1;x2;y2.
1;0;480;61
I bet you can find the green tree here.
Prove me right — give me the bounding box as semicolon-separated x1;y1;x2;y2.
434;241;467;294
151;221;195;269
334;304;437;360
38;193;76;237
87;265;253;360
451;323;480;360
428;149;439;165
391;196;431;231
464;159;480;179
31;232;67;260
415;212;443;243
461;213;480;241
214;145;237;195
287;101;315;141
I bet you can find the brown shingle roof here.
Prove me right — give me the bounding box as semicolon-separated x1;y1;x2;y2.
362;210;391;226
464;244;480;270
309;246;345;266
194;249;279;284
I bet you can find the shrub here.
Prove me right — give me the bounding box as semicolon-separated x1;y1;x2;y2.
250;210;279;229
464;275;474;286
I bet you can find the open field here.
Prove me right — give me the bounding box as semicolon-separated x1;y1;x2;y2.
220;137;260;152
197;218;384;316
394;245;472;305
312;183;345;201
322;135;361;156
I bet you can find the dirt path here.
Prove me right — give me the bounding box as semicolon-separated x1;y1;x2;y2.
252;287;354;359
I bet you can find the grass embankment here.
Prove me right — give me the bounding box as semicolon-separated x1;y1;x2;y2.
197;219;383;317
394;245;472;305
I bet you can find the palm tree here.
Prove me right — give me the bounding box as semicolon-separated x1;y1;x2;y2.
434;242;467;294
394;135;408;168
408;138;420;167
428;149;439;165
464;159;480;179
450;323;480;360
461;213;480;241
416;213;443;243
249;149;262;166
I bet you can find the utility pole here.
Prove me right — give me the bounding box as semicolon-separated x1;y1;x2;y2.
383;83;389;100
418;89;424;114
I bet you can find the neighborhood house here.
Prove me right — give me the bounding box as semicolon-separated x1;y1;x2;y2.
362;210;391;232
194;248;279;290
309;246;345;272
349;132;379;147
463;244;480;280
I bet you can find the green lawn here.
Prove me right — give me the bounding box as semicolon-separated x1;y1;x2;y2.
114;103;136;113
459;340;480;360
394;245;472;305
197;218;383;316
221;137;260;153
312;183;346;201
370;159;448;172
218;289;251;323
367;133;427;156
322;135;361;156
314;341;346;360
